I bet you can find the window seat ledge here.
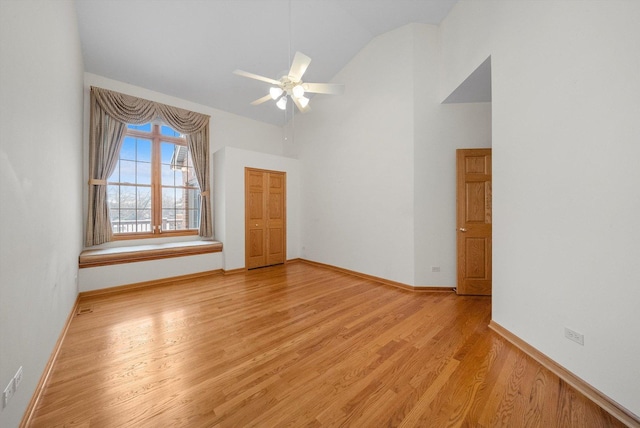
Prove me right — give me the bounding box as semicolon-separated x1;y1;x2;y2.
79;240;222;268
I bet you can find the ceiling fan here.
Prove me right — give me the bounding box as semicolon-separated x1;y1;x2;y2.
233;51;344;113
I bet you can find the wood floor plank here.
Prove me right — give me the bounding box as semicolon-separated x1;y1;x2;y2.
478;349;526;427
26;263;628;427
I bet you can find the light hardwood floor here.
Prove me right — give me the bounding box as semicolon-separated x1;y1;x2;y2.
28;262;625;427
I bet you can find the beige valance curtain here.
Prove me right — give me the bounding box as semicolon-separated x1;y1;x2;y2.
86;87;212;246
91;87;209;132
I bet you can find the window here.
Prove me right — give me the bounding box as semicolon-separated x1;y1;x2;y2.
87;87;211;247
107;123;200;238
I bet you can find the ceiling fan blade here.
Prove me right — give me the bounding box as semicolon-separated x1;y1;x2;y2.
292;96;311;113
303;82;345;95
250;94;273;106
288;51;311;82
233;69;280;86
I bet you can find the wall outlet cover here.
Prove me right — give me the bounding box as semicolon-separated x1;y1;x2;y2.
564;327;584;346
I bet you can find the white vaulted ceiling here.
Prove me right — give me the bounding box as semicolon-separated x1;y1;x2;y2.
75;0;458;126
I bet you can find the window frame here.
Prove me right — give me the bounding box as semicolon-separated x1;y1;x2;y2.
108;123;200;240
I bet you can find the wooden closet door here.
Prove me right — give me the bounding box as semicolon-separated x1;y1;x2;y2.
266;172;285;266
245;168;286;269
246;169;267;269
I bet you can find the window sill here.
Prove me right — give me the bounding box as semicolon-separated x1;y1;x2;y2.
79;240;222;268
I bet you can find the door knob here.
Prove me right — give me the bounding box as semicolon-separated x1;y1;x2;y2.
459;227;467;232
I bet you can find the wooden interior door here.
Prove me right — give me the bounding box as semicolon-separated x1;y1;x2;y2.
456;149;492;295
245;168;286;269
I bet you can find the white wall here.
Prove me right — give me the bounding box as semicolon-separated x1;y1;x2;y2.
287;24;491;287
289;25;417;285
214;147;300;271
78;75;286;291
0;1;84;426
413;24;492;286
440;0;640;416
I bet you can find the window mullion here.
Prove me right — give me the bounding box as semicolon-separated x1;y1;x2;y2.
152;126;162;234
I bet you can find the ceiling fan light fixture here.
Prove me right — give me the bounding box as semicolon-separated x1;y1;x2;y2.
270;87;284;100
234;51;343;114
276;96;287;110
292;84;305;99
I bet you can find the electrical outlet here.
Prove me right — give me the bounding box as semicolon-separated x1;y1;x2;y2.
564;327;584;346
14;366;23;389
3;378;15;409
